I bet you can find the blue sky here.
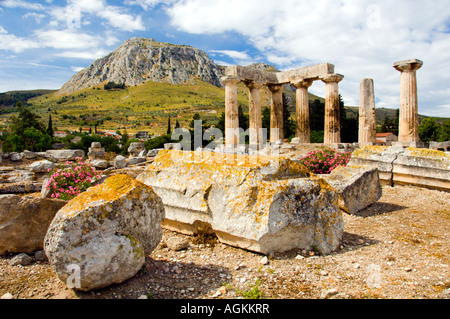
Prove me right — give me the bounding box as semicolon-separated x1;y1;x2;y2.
1;0;450;117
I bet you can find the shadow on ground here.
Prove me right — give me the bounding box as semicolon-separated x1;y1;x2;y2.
75;258;232;299
352;201;407;218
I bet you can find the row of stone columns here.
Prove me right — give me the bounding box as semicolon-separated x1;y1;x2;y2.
221;73;345;147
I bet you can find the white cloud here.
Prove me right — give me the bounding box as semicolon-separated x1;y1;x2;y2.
98;6;145;32
209;50;256;65
71;66;85;72
57;49;109;60
47;0;145;32
125;0;175;10
23;12;46;23
35;29;102;49
0;0;45;10
166;0;450;116
0;27;40;52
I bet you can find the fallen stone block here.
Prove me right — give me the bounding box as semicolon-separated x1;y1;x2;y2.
0;182;43;194
137;150;343;255
0;194;67;254
320;165;382;215
128;142;145;157
392;148;450;191
114;155;127;169
46;149;85;162
29;160;55;173
44;174;164;291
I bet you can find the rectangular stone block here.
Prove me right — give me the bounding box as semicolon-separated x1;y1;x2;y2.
348;145;404;185
320;165;382;215
392;148;450;191
137;150;344;255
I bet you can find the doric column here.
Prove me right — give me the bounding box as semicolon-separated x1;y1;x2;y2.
321;74;344;144
244;81;264;146
359;78;377;144
292;79;313;143
267;84;284;143
393;59;423;144
221;76;240;146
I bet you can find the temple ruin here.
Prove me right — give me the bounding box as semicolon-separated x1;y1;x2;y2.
221;63;344;147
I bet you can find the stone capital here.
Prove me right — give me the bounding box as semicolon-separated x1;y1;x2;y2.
393;59;423;72
267;83;284;93
243;80;264;90
291;79;313;89
320;73;344;84
220;76;240;86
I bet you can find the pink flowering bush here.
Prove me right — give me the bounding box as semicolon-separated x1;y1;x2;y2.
46;157;102;200
299;147;351;174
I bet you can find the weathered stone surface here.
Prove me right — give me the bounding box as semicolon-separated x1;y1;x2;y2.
349;145;405;184
0;195;67;254
44;174;164;291
46;149;85;162
10;153;23;162
392;148;450;191
90;159;109;169
128;142;145;156
9;253;32;266
127;157;147;165
320;165;382;215
350;145;450;191
114;155;127;169
0;182;43;194
29;160;55;173
137;150;343;255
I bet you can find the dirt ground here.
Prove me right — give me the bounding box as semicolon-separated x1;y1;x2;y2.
0;184;449;300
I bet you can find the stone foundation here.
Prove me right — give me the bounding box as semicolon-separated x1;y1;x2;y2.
349;145;450;192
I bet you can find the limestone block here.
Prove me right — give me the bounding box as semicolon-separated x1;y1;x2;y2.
137;150;343;255
0;195;67;254
392;148;450;191
29;160;55;173
90;159;109;169
128;142;145;156
46;150;85;162
114;155;127;169
44;174;164;291
320;165;382;215
348;145;405;184
127;157;147;165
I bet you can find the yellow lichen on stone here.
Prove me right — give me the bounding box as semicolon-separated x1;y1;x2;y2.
406;147;450;161
352;145;389;158
60;174;145;216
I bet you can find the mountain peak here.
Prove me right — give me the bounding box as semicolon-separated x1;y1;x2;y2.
58;37;223;95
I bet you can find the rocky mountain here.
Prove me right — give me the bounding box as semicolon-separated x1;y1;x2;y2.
59;37;224;95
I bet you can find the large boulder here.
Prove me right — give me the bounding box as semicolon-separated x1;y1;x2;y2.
320;165;382;215
44;174;165;291
0;195;67;254
137;150;344;255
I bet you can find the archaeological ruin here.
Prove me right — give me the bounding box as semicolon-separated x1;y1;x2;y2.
221;63;344;146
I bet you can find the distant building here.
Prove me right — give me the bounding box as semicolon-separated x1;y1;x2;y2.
54;131;68;138
376;132;398;146
136;131;149;139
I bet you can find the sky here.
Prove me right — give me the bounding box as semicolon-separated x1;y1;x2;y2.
0;0;449;117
